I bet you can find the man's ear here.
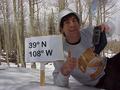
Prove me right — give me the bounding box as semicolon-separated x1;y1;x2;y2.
60;27;63;33
59;27;62;32
60;28;66;36
78;24;81;29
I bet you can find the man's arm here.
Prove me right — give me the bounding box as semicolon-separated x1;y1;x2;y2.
53;61;70;87
53;50;77;87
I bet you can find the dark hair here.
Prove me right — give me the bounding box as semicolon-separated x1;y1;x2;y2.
60;13;80;32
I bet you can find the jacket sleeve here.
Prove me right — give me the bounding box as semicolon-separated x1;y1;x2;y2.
52;61;70;87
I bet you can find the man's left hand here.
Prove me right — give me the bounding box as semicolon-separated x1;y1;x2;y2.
97;24;110;32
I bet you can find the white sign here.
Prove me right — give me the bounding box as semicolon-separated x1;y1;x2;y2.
25;35;64;62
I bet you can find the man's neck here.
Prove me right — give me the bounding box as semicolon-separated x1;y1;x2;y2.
66;37;81;45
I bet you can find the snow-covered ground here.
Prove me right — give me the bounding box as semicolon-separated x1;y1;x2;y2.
0;63;103;90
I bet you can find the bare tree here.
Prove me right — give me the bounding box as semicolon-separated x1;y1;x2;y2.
58;0;67;11
1;0;11;66
13;0;26;67
48;9;55;35
75;0;83;27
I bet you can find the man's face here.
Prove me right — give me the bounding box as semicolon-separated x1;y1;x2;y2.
61;15;80;38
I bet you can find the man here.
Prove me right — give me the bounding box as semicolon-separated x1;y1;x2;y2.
53;8;120;90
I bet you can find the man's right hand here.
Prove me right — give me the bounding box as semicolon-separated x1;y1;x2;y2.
61;50;77;76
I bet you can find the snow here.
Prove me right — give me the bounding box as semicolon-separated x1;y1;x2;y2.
0;63;103;90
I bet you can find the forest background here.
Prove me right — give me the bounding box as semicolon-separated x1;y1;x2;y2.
0;0;120;68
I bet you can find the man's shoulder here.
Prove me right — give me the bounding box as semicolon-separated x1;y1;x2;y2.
81;26;94;32
80;26;94;36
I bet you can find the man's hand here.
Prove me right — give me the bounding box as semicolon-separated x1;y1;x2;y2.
61;50;77;76
97;23;110;32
